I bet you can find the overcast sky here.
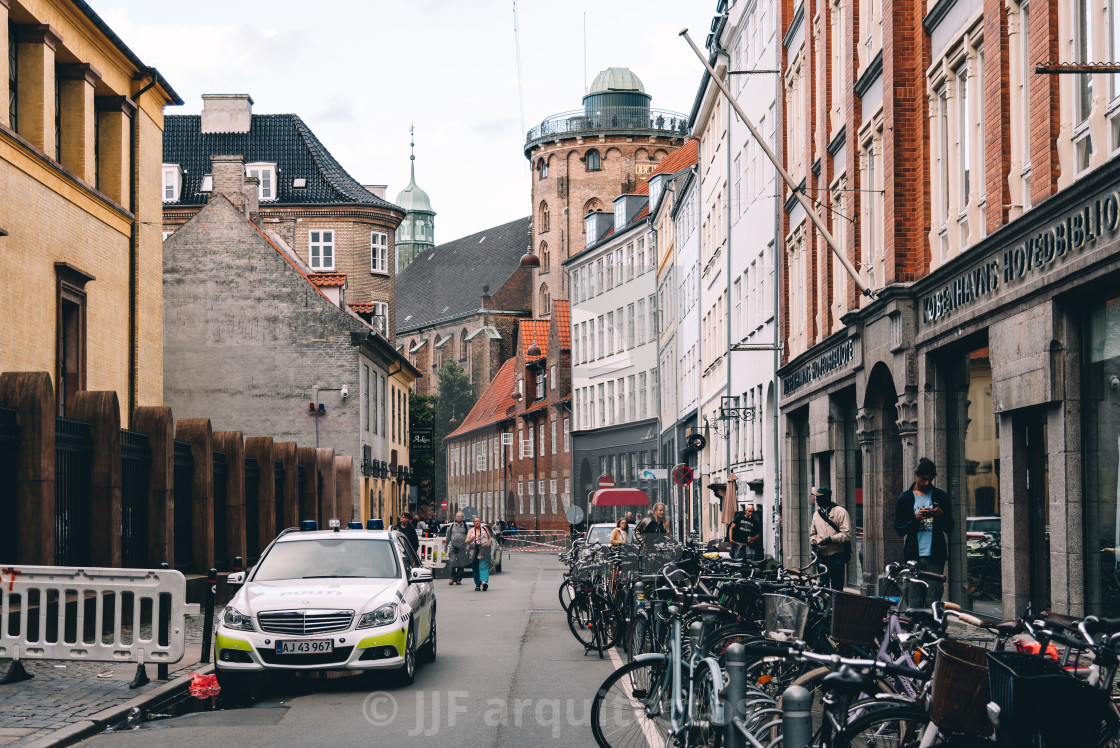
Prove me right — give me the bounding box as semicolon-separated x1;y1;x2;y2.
99;0;716;243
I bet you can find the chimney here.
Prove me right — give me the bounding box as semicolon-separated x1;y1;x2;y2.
481;284;492;308
243;175;260;223
211;155;247;212
201;94;253;134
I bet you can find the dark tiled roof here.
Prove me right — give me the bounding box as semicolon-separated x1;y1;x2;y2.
395;216;532;334
163;114;402;210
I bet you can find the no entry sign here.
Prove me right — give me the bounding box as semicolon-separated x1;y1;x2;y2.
673;465;694;487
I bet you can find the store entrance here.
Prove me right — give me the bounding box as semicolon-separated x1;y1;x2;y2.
1020;410;1051;612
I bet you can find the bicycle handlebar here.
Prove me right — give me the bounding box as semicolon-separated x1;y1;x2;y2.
742;642;929;681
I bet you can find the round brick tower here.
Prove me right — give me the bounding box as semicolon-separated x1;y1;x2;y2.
524;67;688;317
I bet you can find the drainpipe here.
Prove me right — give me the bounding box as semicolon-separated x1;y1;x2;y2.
128;68;158;426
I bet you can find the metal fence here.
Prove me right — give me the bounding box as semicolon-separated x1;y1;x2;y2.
244;456;260;563
0;407;19;557
212;450;228;570
55;417;92;566
120;429;151;568
172;439;193;570
526;106;689;142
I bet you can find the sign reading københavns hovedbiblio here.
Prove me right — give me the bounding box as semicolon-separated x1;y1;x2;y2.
782;337;856;396
410;429;433;453
922;188;1120;325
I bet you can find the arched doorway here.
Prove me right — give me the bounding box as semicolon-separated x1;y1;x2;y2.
860;362;905;580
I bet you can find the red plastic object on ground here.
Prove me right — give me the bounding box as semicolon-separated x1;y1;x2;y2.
188;672;221;698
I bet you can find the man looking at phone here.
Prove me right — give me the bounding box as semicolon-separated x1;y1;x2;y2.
894;457;955;608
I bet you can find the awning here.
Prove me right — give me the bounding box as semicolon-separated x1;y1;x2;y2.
590;488;650;507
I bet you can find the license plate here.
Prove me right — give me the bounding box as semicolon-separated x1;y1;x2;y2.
276;639;333;654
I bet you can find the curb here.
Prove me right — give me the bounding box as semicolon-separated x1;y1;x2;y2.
21;664;215;748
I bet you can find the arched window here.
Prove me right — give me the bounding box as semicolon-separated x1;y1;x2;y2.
539;283;551;315
460;329;468;361
586;149;601;171
537;158;548;179
584;198;603;215
538;201;550;233
539;241;550;270
461;329;471;381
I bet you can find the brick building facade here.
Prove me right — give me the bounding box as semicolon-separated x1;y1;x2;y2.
161;95;405;339
1;0;181;423
444;301;572;532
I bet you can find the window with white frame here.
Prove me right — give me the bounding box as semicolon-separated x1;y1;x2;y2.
1018;0;1033;206
309;229;334;270
245;163;276;201
372;302;389;333
564;417;570;451
528;480;535;514
371;232;388;273
518;481;524;514
162;165;182;203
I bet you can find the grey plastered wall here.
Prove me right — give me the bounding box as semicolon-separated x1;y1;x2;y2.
163;195;367;508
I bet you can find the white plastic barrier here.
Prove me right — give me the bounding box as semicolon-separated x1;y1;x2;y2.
419;537;447;569
0;565;189;668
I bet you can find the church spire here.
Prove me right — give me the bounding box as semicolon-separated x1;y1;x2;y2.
395;122;435;273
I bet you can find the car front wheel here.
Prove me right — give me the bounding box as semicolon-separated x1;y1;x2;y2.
420;610;437;663
395;626;416;685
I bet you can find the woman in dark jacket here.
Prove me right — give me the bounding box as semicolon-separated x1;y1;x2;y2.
445;511;469;586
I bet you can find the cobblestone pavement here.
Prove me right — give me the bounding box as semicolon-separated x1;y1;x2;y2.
0;613;218;746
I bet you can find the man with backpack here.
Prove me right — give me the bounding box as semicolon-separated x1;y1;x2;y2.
809;486;851;590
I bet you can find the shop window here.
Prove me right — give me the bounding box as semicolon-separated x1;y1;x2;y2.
1086;296;1120;616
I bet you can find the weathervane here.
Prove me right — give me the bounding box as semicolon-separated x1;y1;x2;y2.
409;122;415;162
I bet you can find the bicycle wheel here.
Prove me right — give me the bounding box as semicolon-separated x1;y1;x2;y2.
626;617;656;662
687;659;727;747
834;706;931;747
591;656;672;748
568;593;622;649
772;666;903;742
559;579;577;611
701;624;764;661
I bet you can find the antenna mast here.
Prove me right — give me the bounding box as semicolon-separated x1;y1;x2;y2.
512;1;527;139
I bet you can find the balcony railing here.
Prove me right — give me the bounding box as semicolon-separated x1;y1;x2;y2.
526;106;690;144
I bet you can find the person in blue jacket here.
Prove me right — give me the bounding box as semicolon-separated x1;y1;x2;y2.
894;457;955;608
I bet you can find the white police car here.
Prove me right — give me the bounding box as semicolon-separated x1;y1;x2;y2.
215;520;436;698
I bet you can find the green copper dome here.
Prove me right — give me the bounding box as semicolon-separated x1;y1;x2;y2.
395;160;433;213
588;67;646;94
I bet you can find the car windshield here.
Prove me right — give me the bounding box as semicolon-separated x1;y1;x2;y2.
252;538;400;581
968;518;1000;535
586;525;632;544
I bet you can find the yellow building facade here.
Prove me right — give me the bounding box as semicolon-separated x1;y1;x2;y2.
0;0;180;423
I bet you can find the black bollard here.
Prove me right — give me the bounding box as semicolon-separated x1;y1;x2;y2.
723;642;747;748
200;567;218;664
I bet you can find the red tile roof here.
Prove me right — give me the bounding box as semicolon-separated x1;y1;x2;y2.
348;302;376;313
520;319;550;362
446;358;518;440
309;273;346;287
553;299;571;349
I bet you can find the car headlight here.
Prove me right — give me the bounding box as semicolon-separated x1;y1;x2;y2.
357;602;398;629
222;606;255;632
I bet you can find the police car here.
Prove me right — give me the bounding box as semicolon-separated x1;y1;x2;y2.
214;519;436;698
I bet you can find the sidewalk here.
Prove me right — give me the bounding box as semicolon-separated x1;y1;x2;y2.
0;612;216;747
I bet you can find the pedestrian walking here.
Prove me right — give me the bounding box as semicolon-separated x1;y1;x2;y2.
809;487;851;590
445;511;469;585
727;509;751;560
746;505;764;560
466;516;493;591
895;457;955;608
394;512;419;552
636;504;669;551
610;518;630;546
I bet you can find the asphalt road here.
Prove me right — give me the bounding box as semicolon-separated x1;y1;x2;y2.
79;553;619;747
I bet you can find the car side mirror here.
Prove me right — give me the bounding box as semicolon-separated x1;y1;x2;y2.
227;571;245;586
410;567;433;584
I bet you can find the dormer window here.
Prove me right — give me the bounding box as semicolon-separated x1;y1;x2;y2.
615;203;626;231
162;165;182;203
245;163;276;201
199;175;213;193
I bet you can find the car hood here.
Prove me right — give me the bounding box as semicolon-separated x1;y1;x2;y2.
234;578;401;615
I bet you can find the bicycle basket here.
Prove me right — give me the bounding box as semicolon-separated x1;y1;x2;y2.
987;650;1116;747
930;640;992;736
763;594;810;640
830;591;889;645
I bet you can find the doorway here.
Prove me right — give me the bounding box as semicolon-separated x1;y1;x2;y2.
1020;410;1050;611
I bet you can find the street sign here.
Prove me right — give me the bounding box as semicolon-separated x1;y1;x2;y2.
410;428;433;453
597;475;615;490
565;506;585;525
639;468;668;480
440;499;448;510
673;464;694;487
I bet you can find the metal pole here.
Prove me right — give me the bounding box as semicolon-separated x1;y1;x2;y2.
781;685;813;748
679;30;873;298
200;567;217;664
724;642;747;748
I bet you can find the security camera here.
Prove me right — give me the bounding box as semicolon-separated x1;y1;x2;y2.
1111;376;1120;390
341;386;349;399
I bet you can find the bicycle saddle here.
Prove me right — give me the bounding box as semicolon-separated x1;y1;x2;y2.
1041;610;1078;629
691;602;733;616
903;608;939;628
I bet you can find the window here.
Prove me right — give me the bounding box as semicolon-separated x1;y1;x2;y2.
538;158;548;179
586;149;601;171
639;372;648;419
540;241;550;270
372;301;389;334
597;316;605;358
528;480;535;514
626;243;635;280
309;229;334;270
616;306;624;350
957;65;971;209
371;232;388;273
648;295;657;342
628;374;636;420
596;259;604;294
56;266;92;417
598;383;605;426
608;381;616;423
550;364;557;390
539;201;550;233
564;418;570;452
518;482;524;514
607;312;615;354
380;375;386;435
627;303;635;348
8;23;17;130
637;238;646;273
637;298;646;343
245;163;276;200
551;420;557;454
539;283;551;314
733;277;742;340
606;253;614;288
734;154;742;216
162;165;182;203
